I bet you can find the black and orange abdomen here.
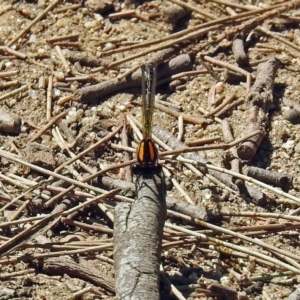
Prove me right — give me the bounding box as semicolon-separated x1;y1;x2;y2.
137;138;158;167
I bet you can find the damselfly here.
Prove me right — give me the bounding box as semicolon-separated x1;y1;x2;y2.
136;65;159;169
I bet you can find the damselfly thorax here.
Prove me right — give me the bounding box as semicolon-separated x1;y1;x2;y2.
136;65;159;170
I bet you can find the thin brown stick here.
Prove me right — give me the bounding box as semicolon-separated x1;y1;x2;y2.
43;257;114;293
46;74;53;120
55;45;71;74
103;2;292;57
29;109;70;142
74;53;192;102
7;0;61;47
0;211;61;257
46;34;80;43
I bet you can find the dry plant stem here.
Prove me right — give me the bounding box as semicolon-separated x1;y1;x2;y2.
166;197;219;222
203;55;252;79
237;58;279;161
221;118;244;187
257;26;300;54
54;124;122;172
114;168;166;300
55;45;71;74
205;94;236;117
0;70;19;78
155;101;208;125
165;223;300;274
0;244;113;266
207;85;216;107
7;0;61;47
0;149;122;201
160;265;187;300
221;211;300;223
57;94;74;105
165;168;195;204
0;268;35;280
215;98;244;118
73;287;102;298
53;41;81;48
160;130;261;155
0;4;12;15
98;176;135;197
46;34;80;43
43;257;114;293
0;80;19;90
186;136;221;147
46;74;53;120
0;179;49;212
117;65;140;81
29;109;70;142
0;216;49;228
103;2;291;57
178;212;300;265
168;154;300;205
46;182;216;225
63;188;120;217
0;211;61;257
203;163;300;205
247;58;278;109
0;85;28;102
206;0;255;10
177;115;184;141
55;3;81;13
9;199;30;221
109;9;135;19
211;95;225;107
75;53;192;102
62;218;113;234
153;126;239;193
250;271;294;282
0;46;26;59
109;24;221;68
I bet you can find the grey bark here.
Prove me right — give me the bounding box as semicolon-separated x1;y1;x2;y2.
114;169;166;300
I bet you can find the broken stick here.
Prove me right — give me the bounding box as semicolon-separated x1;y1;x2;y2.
74;54;192;102
237;58;279;161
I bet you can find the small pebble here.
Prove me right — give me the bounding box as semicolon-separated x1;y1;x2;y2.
85;0;114;14
295;142;300;153
215;82;225;94
283;108;300;124
0;107;21;134
0;286;15;299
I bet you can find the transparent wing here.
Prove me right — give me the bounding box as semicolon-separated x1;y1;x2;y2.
141;64;157;139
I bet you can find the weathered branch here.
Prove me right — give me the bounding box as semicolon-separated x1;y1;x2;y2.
114;168;166;300
237;58;279;161
74;54;192;102
43;257;114;293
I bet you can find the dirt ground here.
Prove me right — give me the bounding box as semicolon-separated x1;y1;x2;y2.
1;0;300;299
